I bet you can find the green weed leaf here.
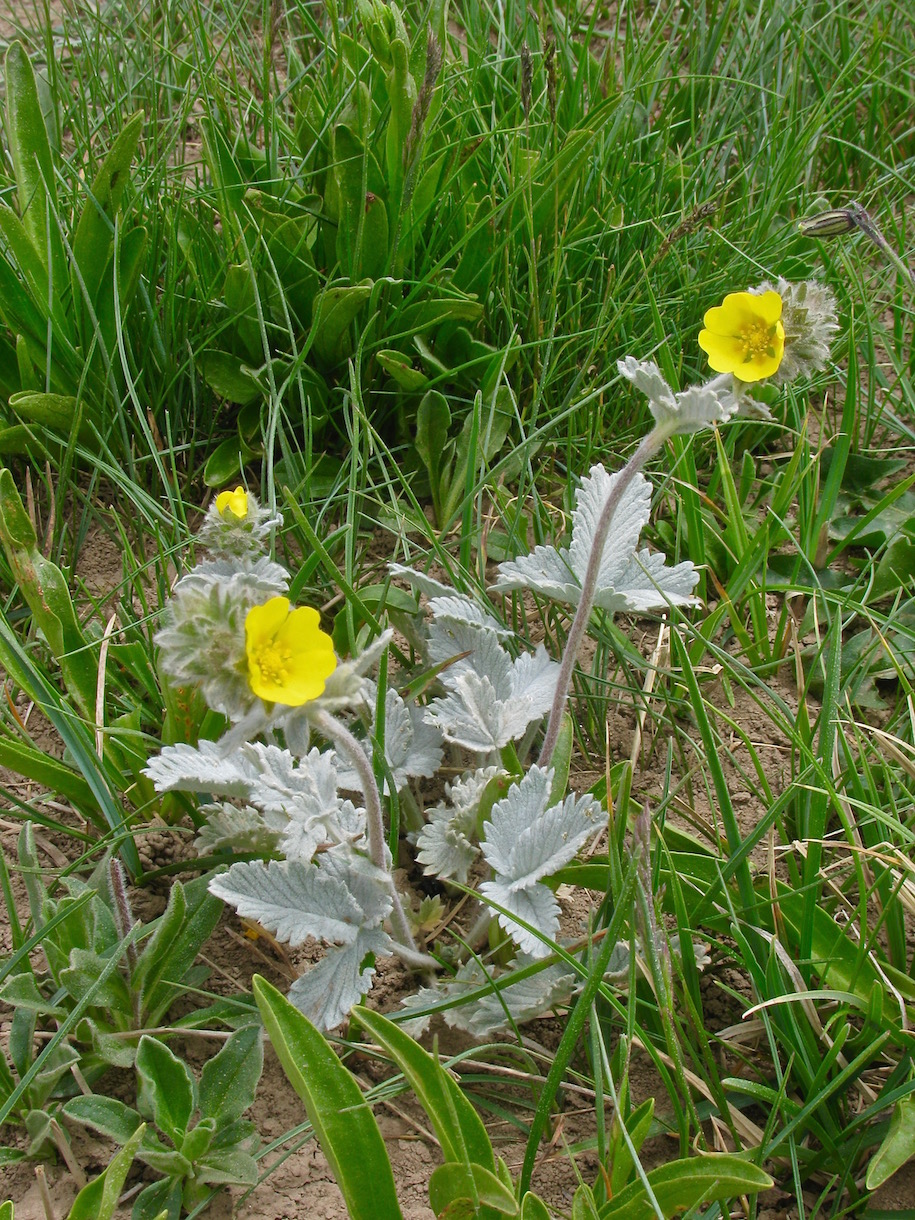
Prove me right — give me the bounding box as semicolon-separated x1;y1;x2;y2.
253;975;404;1220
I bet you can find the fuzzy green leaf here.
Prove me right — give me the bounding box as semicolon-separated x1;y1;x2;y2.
252;975;404;1220
136;1036;196;1146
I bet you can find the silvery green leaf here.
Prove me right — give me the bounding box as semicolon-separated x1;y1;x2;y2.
287;928;392;1030
426;638;559;751
250;746;341;815
249;747;366;859
510;646;561;710
478;878;560;956
415;809;478;882
460;959;577;1036
335;683;443;795
145;740;264;797
172;556;289;599
426;673;530;751
415;766;498;881
319;851;394;924
616;357;678;415
617;357;737;434
481;766;605;890
568;467;651;593
280;795;364;862
491;466;699;613
208;855;391;948
195;804;282;857
388;562;454;598
398;957;577;1037
488;544;579;605
427;617;513;685
427;594;512;638
606;548;699;611
381;687;443;787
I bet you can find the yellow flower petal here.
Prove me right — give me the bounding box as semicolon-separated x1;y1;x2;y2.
216;486;249;519
698;290;785;383
245;597;337;706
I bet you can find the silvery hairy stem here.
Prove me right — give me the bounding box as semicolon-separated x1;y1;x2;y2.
539;430;662;767
311;708;425;959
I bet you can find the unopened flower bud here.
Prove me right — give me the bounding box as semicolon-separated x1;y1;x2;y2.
798;208;857;237
197;486;281;559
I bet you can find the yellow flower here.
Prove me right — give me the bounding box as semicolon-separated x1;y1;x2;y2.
216;486;249;519
698;290;785;382
245;597;337;706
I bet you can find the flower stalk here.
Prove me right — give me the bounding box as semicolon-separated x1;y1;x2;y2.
310;708;427;962
539;430;661;767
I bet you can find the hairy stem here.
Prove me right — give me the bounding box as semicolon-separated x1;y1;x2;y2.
539;431;661;767
311;709;420;955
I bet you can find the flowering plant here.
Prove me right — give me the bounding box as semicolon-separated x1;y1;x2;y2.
146;278;837;1032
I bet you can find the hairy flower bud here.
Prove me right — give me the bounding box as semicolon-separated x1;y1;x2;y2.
753;277;839;383
155;558;289;718
196;487;282;560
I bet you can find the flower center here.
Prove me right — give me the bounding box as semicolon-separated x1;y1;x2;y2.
740;319;778;364
253;640;293;686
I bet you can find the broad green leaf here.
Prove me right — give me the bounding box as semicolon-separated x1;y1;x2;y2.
72;110;144;308
197;350;262;406
352;1006;494;1170
311;279;373;366
597;1154;772;1219
67;1121;147;1220
0;468;97;719
4;43;65;287
203;434;258;486
131;881;188;1007
143;875;222;1024
59;948;133;1012
195;1147;259;1186
429;1163;519;1216
609;1099;655;1196
866;1091;915;1189
520;1194;552;1220
252;975;404;1220
179;1116;216;1163
198;1026;263;1126
0;205;69;339
0;1200;13;1218
415;390;452;520
0;735;99;814
64;1094;144;1145
132;1175;182;1220
0;971;64;1016
94;224;149;365
395;295;484;337
136;1036;196;1146
571;1184;600;1220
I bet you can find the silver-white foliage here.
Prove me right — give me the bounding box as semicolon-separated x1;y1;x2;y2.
146;742;365;862
490;465;699;613
617;357;738;436
287;927;393;1031
208;852;392;949
194;803;283;857
479;766;606;957
399;957;577;1038
415;766;499;882
426;594;513;639
336;682;443;795
425;632;559;752
388;563;455;599
145;739;266;799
